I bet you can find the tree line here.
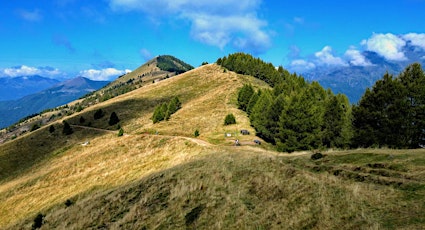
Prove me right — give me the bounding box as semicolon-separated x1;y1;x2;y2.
219;53;425;151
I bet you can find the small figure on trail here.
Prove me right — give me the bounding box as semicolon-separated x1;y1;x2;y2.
235;139;240;146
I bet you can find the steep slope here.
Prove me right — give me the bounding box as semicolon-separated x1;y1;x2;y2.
100;55;194;95
0;75;60;101
0;64;424;229
0;64;267;227
0;77;109;128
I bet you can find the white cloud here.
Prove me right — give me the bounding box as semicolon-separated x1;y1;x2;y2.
79;68;131;81
1;65;61;77
361;33;407;61
108;0;270;53
289;59;316;73
314;46;348;66
403;33;425;50
344;47;373;66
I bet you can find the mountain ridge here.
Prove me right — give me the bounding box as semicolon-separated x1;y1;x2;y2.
301;45;425;103
0;77;109;129
0;75;60;101
1;63;423;229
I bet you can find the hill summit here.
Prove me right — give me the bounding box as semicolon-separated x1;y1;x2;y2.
0;58;424;229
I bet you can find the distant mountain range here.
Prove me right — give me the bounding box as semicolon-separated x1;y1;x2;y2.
0;75;60;101
0;77;109;128
301;46;425;103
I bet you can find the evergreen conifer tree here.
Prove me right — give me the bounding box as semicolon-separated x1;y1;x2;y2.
108;112;120;126
237;84;254;111
62;121;73;135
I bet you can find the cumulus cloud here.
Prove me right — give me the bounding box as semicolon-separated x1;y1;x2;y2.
108;0;271;53
287;33;425;73
1;65;61;77
403;33;425;50
79;68;131;81
344;47;373;66
17;9;42;22
289;59;316;73
315;46;348;66
361;33;407;61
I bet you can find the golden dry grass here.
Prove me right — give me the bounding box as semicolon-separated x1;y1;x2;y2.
0;64;424;229
0;64;268;227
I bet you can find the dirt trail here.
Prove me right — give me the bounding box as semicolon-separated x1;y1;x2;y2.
70;124;212;147
71;124;310;156
70;125;116;133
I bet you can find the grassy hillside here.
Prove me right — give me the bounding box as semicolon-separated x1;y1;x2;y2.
0;64;424;229
0;55;193;145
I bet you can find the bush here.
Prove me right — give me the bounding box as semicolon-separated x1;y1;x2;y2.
118;128;124;137
194;129;200;137
311;152;324;160
185;205;204;226
49;125;55;133
224;113;236;125
79;116;85;124
65;199;74;207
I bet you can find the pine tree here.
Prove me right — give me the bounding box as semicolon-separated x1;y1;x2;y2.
246;91;260;115
108;112;120;126
250;90;273;142
152;103;166;123
237;84;254;111
93;109;104;120
62;121;73;135
322;94;352;148
277;87;323;152
166;97;182;120
262;94;287;144
79;116;85;124
398;63;425;147
353;72;406;148
49;125;55;133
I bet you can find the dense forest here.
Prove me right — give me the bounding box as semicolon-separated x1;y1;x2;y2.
218;53;425;151
157;55;194;74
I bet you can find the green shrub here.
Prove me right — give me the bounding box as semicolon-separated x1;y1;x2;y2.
224;113;236;125
194;129;200;137
311;152;324;160
118;128;124;137
49;125;55;133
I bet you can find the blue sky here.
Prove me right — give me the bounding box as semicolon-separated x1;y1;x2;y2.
1;0;424;80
